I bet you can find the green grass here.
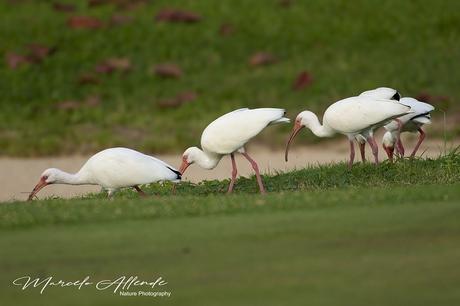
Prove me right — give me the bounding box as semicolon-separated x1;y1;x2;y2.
1;0;460;155
1;155;460;305
2;153;460;227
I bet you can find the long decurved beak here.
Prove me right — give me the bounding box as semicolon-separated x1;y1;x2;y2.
179;159;191;175
285;121;304;162
28;177;48;201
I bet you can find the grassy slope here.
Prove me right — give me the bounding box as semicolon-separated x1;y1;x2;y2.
1;156;460;305
1;0;460;155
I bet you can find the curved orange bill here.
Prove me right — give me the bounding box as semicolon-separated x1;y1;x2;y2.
285;121;304;162
179;159;191;175
28;177;48;201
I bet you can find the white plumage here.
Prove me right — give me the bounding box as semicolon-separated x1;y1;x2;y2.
28;147;181;200
180;108;289;194
201;108;289;155
285;93;411;167
323;96;409;134
382;97;435;160
354;87;402;161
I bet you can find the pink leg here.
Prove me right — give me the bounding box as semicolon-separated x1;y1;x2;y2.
383;144;394;163
367;136;379;164
359;142;366;162
227;153;238;193
394;119;404;158
241;152;266;194
348;140;355;169
396;138;405;157
410;128;425;158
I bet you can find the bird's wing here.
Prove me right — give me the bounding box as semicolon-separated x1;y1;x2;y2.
400;98;435;114
360;87;400;101
399;98;435;125
324;97;411;134
83;148;179;188
201;108;288;154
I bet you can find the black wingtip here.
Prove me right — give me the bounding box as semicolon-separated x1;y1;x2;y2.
167;166;182;180
392;91;401;101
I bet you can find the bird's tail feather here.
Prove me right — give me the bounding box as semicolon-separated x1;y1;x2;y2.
270;117;290;125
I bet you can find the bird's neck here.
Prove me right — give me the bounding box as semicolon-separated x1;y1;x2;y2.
55;169;88;185
308;116;335;138
383;131;398;147
195;150;222;170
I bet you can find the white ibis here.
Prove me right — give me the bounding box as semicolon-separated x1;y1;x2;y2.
285;95;411;168
28;147;181;200
382;97;435;161
179;108;289;194
356;87;402;161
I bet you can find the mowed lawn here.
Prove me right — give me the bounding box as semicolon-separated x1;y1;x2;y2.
1;155;460;306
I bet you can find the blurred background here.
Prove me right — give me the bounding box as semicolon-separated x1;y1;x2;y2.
1;0;459;157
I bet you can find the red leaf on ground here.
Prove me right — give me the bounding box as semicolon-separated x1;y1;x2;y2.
109;14;132;26
155;9;201;23
53;2;76;12
78;73;100;85
157;91;197;109
26;44;57;63
95;57;132;74
95;63;114;74
293;71;313;91
219;23;235;36
67;16;103;29
249;52;277;67
152;63;182;78
56;100;81;110
5;52;29;69
106;57;131;71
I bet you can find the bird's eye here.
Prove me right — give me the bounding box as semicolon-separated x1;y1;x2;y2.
43;175;48;180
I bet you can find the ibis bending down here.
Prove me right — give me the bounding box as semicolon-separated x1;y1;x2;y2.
356;87;402;162
179;108;290;194
285;95;411;168
28;147;181;200
382;97;435;161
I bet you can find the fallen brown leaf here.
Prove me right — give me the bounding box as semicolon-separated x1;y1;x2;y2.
157;91;197;109
78;73;100;85
293;71;313;91
109;14;132;26
95;57;132;74
52;2;76;12
249;52;277;67
152;63;182;78
26;44;57;63
56;100;81;110
5;52;29;69
155;8;201;23
67;16;104;29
